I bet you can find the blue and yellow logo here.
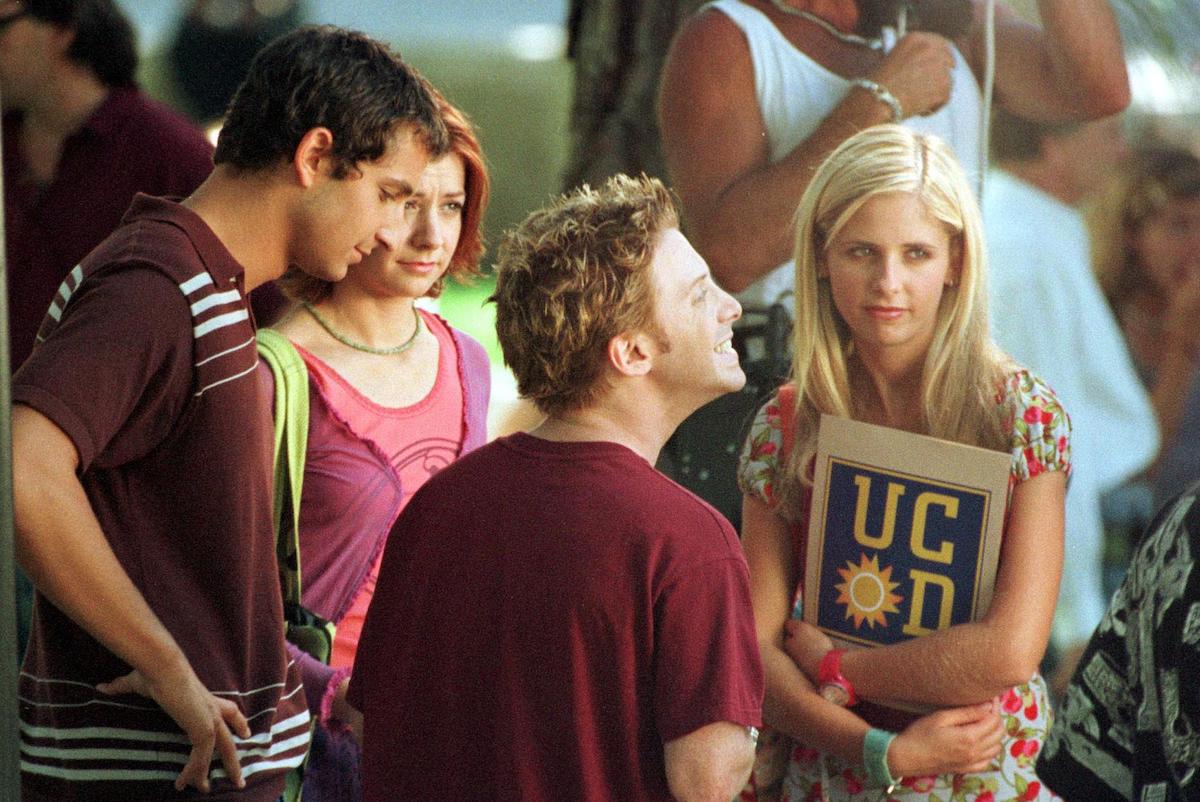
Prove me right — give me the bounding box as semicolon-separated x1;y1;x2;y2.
814;458;995;647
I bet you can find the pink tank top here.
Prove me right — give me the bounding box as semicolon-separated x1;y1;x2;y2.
297;310;464;669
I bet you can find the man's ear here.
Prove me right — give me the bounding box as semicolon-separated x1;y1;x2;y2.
607;330;654;378
293;127;336;188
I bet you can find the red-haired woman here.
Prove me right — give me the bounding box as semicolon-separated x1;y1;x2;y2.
266;97;492;801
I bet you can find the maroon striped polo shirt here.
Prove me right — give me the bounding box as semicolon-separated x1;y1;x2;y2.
13;194;309;801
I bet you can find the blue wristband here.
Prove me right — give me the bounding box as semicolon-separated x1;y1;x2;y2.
863;727;898;788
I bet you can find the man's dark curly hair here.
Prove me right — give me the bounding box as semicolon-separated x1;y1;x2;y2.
213;25;449;178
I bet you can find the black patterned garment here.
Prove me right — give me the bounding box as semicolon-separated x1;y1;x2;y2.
1038;485;1200;802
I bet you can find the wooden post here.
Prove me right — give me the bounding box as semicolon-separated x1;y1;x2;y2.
0;91;23;801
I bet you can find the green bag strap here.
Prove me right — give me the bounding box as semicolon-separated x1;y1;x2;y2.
256;328;310;610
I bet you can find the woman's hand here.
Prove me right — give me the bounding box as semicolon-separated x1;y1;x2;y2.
331;676;364;745
783;619;833;681
889;702;1004;778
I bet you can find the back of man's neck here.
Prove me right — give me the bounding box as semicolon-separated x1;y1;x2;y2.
182;166;290;291
530;407;666;466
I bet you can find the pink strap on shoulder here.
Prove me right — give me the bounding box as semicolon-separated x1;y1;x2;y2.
774;383;809;571
777;383;796;463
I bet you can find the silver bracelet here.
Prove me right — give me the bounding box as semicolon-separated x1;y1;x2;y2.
747;726;760;745
852;78;904;122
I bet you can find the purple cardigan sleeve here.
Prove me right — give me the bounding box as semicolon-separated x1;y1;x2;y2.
286;640;352;722
450;327;492;452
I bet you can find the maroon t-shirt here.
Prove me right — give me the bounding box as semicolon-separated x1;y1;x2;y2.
3;87;216;369
349;433;764;802
13;195;309;801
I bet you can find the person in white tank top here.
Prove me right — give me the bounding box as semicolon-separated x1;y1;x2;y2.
659;0;1130;307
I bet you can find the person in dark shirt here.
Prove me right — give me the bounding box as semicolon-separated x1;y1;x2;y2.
1037;481;1200;801
0;0;217;369
1;0;216;666
11;25;447;800
350;174;764;802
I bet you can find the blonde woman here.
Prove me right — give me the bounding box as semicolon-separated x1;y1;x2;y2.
738;125;1069;801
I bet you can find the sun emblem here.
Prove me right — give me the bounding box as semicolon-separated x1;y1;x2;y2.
834;553;903;629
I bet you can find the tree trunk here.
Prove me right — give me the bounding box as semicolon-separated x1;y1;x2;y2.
563;0;706;191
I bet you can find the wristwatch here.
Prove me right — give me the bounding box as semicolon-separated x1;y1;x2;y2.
817;648;858;707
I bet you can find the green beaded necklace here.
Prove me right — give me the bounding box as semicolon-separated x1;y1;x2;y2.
303;301;422;356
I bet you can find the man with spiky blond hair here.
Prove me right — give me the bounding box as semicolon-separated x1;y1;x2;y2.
351;174;763;802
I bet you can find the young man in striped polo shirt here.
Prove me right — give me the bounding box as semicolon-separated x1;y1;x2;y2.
11;25;447;800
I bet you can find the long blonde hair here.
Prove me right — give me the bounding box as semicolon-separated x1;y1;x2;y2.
777;125;1010;519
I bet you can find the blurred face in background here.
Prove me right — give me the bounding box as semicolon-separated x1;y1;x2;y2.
0;2;59;110
1136;194;1200;294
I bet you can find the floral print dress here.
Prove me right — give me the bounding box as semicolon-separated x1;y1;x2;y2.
737;369;1071;802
